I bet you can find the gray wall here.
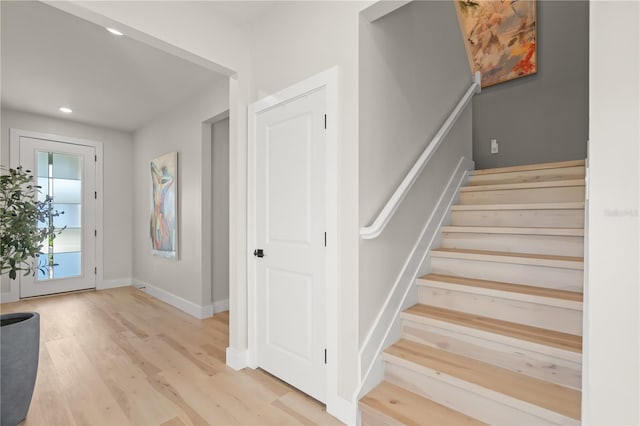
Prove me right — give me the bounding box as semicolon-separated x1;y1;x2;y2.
0;108;134;293
211;117;229;305
359;1;472;346
472;0;589;169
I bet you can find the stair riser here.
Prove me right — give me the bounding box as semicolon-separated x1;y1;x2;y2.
417;285;582;335
468;166;585;186
401;319;581;389
430;257;583;292
384;361;578;425
451;209;584;228
360;406;396;425
460;186;585;205
442;233;584;257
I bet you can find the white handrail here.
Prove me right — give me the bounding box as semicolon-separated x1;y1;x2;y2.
360;71;481;239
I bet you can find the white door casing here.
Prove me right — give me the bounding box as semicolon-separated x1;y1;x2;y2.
247;68;339;408
9;129;104;300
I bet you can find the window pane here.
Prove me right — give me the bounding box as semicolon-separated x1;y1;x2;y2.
52;252;81;278
37;177;48;202
52;153;81;180
52;178;81;204
37;152;49;178
34;150;84;282
36;253;49;280
52;204;81;229
53;227;81;253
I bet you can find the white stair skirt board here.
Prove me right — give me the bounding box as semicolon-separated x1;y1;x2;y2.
356;156;474;400
132;279;214;319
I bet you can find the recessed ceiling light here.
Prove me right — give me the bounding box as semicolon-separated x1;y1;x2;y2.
106;27;124;36
59;107;72;114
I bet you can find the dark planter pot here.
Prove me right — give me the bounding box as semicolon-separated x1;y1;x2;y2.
0;312;40;426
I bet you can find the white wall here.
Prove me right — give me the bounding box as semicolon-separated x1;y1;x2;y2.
249;1;371;400
584;2;640;424
359;0;472;349
212;117;229;306
132;80;228;310
0;108;134;293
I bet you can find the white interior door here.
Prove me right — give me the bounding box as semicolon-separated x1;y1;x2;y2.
254;88;327;402
17;136;97;297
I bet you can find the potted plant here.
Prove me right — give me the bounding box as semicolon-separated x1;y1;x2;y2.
1;165;62;426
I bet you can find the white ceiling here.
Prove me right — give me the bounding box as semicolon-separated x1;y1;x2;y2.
200;1;281;29
1;1;229;132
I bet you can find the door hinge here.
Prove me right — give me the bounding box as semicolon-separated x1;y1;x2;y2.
94;191;97;199
324;349;327;364
94;267;97;275
324;232;327;247
324;114;327;130
94;154;97;162
94;229;97;237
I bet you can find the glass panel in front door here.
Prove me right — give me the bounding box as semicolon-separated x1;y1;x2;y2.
36;151;83;280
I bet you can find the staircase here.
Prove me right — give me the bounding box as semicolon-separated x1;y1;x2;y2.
360;160;585;425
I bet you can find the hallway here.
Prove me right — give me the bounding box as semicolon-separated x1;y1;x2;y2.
1;288;341;425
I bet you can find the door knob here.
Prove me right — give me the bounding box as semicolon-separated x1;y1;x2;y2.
253;249;265;258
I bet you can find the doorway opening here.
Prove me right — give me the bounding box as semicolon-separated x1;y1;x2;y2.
208;111;231;313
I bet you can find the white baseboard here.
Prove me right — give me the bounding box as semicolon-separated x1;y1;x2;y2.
225;346;249;371
356;156;473;399
213;298;229;313
0;289;19;304
201;304;214;318
98;278;132;290
132;278;214;319
327;395;358;425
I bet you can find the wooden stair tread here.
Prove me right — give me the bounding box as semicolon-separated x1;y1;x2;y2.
452;202;585;211
403;304;582;353
431;248;583;269
470;160;585;176
419;273;583;302
441;225;584;236
385;339;581;420
360;381;486;425
460;179;585;192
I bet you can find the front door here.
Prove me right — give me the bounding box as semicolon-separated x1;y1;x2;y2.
254;88;327;402
17;136;97;297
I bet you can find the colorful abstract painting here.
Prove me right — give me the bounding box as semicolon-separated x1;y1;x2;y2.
150;152;177;259
454;0;537;87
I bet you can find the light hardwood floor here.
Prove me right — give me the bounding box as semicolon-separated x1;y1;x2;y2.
1;287;342;426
